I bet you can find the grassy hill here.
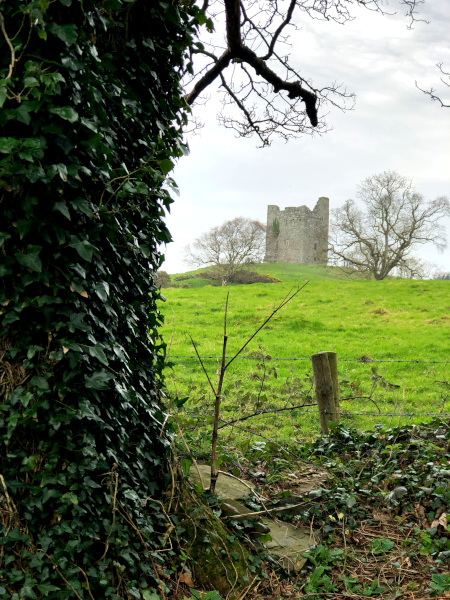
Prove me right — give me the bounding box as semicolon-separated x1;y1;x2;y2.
160;263;449;444
164;263;364;287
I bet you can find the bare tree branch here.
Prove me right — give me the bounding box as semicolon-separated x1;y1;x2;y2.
184;48;232;106
183;0;423;144
329;171;450;280
416;63;450;108
184;216;266;285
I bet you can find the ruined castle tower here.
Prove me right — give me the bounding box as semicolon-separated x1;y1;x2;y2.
264;197;329;264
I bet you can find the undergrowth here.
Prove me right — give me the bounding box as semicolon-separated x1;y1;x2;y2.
198;419;450;599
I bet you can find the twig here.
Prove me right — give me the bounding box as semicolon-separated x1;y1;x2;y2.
340;395;381;412
217;470;269;508
100;470;119;561
235;572;259;600
309;513;316;545
176;420;205;490
224;500;310;519
210;292;230;493
0;11;15;79
44;553;83;600
159;412;170;438
77;566;95;600
166;447;176;514
117;503;166;600
188;333;216;397
218;402;317;429
225;282;309;370
165;308;176;358
397;378;406;428
0;474;19;531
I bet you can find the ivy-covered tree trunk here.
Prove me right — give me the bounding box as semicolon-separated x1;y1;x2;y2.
0;1;196;597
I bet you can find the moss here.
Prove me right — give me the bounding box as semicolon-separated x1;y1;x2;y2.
178;480;252;598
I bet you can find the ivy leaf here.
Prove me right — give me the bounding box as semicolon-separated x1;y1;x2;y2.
345;495;356;508
19;584;38;599
104;0;123;8
37;533;52;553
48;23;78;45
53;202;71;220
83;476;101;489
15;245;43;272
47;163;68;181
142;593;161;600
69;235;97;262
0;137;19;154
36;584;61;595
61;492;79;505
158;158;174;176
0;232;11;247
85;370;114;390
88;344;109;366
94;281;109;301
0;86;6;108
42;488;60;504
16;105;31;125
370;537;394;554
386;486;407;503
70;197;93;216
49;106;79;123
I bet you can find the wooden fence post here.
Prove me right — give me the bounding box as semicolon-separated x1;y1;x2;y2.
311;351;340;434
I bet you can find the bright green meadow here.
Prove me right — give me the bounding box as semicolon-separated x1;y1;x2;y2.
160;264;449;449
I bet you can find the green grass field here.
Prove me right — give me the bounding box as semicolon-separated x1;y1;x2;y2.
160;264;449;449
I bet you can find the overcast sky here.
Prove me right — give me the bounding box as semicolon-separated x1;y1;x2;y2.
162;0;450;275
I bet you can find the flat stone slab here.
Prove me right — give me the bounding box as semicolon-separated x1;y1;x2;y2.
261;518;310;572
189;465;311;573
189;465;256;500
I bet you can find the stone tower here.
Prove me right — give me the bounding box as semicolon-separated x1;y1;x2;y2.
264;197;329;264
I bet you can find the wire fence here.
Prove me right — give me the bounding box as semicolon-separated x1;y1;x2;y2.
169;354;449;365
168;352;449;446
173;401;450;444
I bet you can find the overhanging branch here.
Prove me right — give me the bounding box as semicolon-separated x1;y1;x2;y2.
184;49;232;106
184;0;318;128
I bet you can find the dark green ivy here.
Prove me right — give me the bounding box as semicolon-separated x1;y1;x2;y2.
0;0;199;597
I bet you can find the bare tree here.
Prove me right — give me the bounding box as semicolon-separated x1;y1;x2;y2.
185;216;266;285
416;63;450;108
184;0;424;146
329;171;450;280
434;271;450;280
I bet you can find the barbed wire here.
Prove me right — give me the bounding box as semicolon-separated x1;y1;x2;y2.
175;407;450;418
168;355;449;365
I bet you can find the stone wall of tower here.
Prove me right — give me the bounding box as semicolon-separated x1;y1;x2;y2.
264;197;329;264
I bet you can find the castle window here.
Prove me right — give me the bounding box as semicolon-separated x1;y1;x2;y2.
314;243;317;250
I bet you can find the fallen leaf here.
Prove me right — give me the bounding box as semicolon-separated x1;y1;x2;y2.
79;290;88;298
179;570;194;587
431;512;447;529
62;347;69;354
